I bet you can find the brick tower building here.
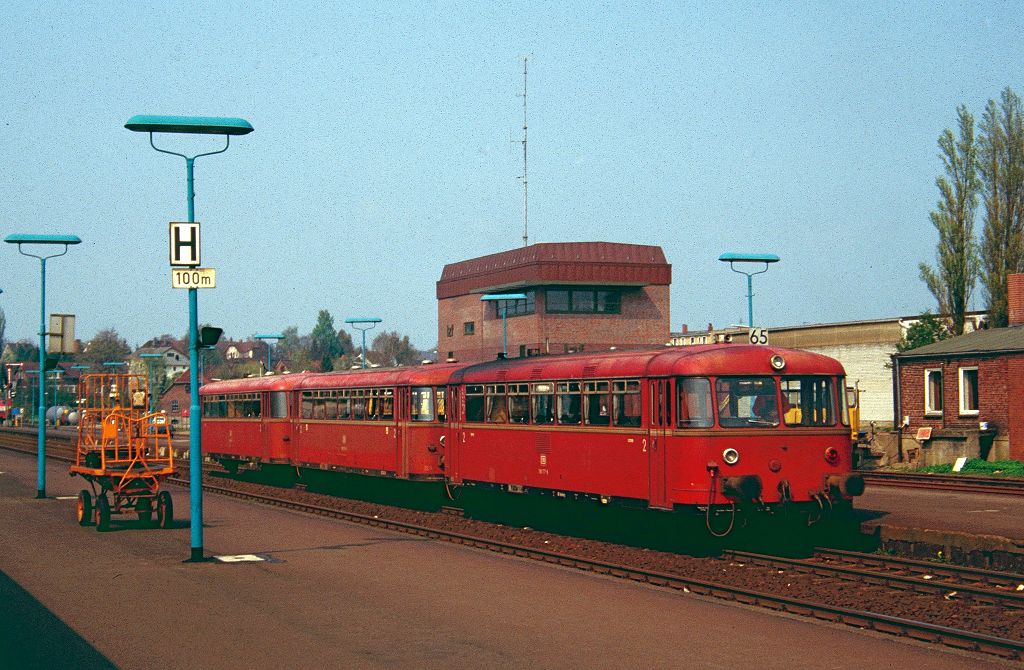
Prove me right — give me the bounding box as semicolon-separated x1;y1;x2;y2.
437;242;671;364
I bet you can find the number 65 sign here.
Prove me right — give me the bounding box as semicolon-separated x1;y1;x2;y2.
748;328;769;345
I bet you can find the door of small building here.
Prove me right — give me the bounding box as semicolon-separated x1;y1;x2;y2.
648;378;671;509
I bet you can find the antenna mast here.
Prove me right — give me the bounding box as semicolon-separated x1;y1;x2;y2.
518;56;529;247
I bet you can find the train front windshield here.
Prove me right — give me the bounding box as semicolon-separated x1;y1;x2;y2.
677;376;840;429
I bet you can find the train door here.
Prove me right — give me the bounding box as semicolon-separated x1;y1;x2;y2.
396;387;409;478
264;390;293;463
446;385;462;483
647;378;671;509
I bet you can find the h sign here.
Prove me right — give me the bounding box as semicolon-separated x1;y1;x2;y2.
169;222;201;266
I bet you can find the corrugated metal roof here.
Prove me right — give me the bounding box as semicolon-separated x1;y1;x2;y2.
437;242;670;299
892;324;1024;359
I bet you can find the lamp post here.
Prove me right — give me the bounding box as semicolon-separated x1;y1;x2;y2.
718;252;780;328
126;114;252;562
254;333;284;375
480;293;528;358
5;234;81;498
344;318;382;369
140;353;163;413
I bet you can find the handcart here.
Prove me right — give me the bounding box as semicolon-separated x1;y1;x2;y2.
69;373;176;532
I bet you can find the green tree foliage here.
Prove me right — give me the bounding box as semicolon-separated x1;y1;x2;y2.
5;339;38;362
979;87;1024;327
919;105;980;335
371;330;420;367
310;310;343;372
896;312;951;352
80;328;132;367
277;325;313;372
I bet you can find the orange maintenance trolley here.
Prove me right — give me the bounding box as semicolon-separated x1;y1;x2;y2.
69;373;175;532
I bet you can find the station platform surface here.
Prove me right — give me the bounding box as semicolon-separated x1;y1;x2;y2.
0;450;1010;670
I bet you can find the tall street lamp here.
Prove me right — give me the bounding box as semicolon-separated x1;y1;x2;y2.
140;353;163;413
480;293;528;358
5;233;81;499
127;114;252;563
254;333;284;375
345;318;382;369
718;252;780;328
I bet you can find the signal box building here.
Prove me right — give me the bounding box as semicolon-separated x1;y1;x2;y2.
437;242;671;364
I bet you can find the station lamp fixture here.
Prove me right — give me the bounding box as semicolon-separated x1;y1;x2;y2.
254;333;285;375
718;252;780;329
345;318;382;369
480;293;528;358
5;233;81;499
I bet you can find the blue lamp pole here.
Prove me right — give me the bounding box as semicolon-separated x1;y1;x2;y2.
480;293;528;357
126;115;253;562
718;253;780;328
5;234;81;498
344;318;382;368
254;333;284;375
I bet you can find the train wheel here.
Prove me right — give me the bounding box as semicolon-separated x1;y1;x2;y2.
136;498;153;526
156;491;173;529
96;495;111;532
76;490;93;527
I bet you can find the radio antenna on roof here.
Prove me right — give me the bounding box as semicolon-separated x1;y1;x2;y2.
516;55;531;247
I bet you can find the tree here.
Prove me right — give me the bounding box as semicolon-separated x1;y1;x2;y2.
277;325;313;372
5;339;38;362
80;328;132;367
979;87;1024;327
897;312;950;352
371;331;420;367
310;310;343;372
919;105;980;335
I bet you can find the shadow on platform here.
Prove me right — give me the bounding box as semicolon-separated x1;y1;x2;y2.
0;569;115;669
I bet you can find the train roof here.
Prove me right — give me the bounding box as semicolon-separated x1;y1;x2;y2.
200;373;312;394
450;345;845;383
200;362;468;394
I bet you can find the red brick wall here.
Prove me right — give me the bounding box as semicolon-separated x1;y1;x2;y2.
898;357;1010;431
438;285;670;364
1008;354;1024;460
1009;273;1024;327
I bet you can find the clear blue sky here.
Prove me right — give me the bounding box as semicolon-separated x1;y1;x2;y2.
2;2;1023;351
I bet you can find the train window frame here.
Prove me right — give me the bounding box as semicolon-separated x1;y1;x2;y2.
411;387;434;422
465;384;485;422
715;377;779;428
780;376;836;427
435;387;447;422
270;391;288;419
485;384;508;423
583;381;610;426
612;380;641;427
557;381;581;425
531;382;555;424
677;378;713;428
508;383;530;424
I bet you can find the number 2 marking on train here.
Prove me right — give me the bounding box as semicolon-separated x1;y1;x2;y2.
642;438;647;453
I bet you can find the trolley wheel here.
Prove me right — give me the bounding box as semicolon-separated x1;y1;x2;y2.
156;491;173;529
76;490;93;527
136;498;153;525
95;495;111;532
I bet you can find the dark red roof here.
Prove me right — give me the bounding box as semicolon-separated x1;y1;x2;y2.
437;242;671;299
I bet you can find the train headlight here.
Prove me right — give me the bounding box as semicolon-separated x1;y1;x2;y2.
722;448;740;465
769;354;786;370
824;447;840;465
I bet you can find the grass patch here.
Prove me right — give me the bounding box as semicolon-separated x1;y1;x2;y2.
916;459;1024;477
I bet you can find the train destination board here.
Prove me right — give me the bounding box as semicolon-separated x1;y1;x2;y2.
171;267;216;289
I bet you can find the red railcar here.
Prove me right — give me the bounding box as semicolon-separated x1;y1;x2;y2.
200;346;863;537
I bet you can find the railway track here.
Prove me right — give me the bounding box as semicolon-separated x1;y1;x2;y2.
861;470;1024;496
2;430;1022;659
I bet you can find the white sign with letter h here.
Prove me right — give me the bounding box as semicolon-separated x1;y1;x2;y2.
169;222;201;266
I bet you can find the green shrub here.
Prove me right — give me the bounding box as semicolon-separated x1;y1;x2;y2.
916;459;1024;477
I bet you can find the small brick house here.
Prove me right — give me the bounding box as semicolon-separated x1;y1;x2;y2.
892;273;1024;463
437;242;671;364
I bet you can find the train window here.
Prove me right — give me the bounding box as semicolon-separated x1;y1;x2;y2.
435;388;446;422
338;395;351;420
531;383;555;424
412;387;434;422
465;385;485;422
324;397;339;421
839;378;851;427
270;392;288;418
715;378;778;428
584;381;610;426
780;377;836;427
486;384;507;423
557;382;581;425
612;380;642;427
677;378;713;428
508;383;529;424
313;395;326;420
352;391;366;420
380;389;394;420
301;393;313;419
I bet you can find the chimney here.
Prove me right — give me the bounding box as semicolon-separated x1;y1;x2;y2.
1010;273;1024;327
681;323;688;334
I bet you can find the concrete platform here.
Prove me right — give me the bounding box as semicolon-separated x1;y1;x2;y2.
0;450;1010;669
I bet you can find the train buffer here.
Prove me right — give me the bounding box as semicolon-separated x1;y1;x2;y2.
68;373;176;532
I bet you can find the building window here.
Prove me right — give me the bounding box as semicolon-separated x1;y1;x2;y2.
545;288;621;314
446;325;454;338
924;368;943;416
493;291;535;317
171;399;180;413
463;322;475;336
959;367;979;415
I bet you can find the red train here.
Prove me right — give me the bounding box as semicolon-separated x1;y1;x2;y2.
201;345;864;541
